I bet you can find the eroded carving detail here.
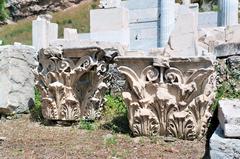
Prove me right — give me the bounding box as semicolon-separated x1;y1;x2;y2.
117;57;216;140
34;47;116;120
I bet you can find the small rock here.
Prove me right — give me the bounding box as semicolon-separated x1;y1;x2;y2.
103;133;113;140
133;137;141;144
0;137;6;141
6;116;13;120
164;136;176;142
164;147;179;153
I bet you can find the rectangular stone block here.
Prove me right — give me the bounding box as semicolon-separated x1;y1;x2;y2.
218;99;240;138
129;21;158;52
90;29;130;46
64;28;78;40
166;5;198;57
198;11;218;28
32;19;48;51
48;22;58;43
90;8;129;32
0;45;36;114
78;33;91;41
32;17;58;51
210;126;240;159
129;8;159;23
127;0;158;10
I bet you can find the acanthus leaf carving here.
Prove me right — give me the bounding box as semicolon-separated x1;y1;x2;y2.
35;47;118;121
116;57;216;140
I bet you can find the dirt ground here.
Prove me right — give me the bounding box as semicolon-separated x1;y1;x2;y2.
0;115;208;159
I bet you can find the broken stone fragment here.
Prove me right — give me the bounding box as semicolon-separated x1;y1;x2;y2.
210;126;240;159
218;99;240;138
0;45;37;115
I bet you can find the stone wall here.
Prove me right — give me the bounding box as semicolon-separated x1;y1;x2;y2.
0;45;36;114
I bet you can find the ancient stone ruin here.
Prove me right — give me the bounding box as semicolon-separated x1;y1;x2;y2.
0;45;36;114
116;56;215;139
34;46;118;120
0;0;240;147
31;0;221;140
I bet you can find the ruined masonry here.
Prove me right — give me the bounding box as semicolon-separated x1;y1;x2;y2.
30;0;231;140
0;45;36;114
210;99;240;159
0;0;238;142
34;46;119;120
0;0;238;141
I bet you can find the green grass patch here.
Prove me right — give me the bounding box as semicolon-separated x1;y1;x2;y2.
30;88;44;121
100;94;130;134
79;119;96;131
0;0;99;44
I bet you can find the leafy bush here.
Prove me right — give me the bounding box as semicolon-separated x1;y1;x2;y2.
79;119;96;130
104;94;127;118
0;0;8;21
212;59;240;111
100;94;130;134
30;88;44;121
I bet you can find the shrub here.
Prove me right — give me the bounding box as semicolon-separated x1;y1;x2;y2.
30;88;44;121
79;119;96;130
100;94;130;134
104;94;127;118
0;0;8;21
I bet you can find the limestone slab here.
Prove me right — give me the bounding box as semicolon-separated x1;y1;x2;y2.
210;126;240;159
165;5;198;57
218;99;240;138
0;45;36;114
99;0;121;8
64;28;78;40
198;11;218;29
214;43;240;57
32;15;58;51
90;8;129;33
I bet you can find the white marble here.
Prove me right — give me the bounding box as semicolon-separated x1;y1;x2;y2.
218;99;240;138
32;15;58;51
159;0;175;47
218;0;239;26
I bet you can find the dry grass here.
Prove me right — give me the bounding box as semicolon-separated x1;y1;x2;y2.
0;18;32;45
0;0;98;45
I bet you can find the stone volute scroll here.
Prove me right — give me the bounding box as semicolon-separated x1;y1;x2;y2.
115;56;216;140
34;46;118;121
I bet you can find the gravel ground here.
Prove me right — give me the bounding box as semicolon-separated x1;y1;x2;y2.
0;115;208;159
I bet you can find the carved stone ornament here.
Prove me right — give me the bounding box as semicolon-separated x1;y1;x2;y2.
115;57;216;140
34;47;118;121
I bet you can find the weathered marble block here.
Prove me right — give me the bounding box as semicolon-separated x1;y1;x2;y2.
34;47;118;121
210;126;240;159
115;56;216;140
0;45;36;114
218;99;240;138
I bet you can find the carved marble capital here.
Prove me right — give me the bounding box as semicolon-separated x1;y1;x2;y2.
115;57;216;140
34;47;118;121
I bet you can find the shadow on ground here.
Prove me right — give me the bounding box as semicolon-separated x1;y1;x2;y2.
100;114;131;134
202;108;219;159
